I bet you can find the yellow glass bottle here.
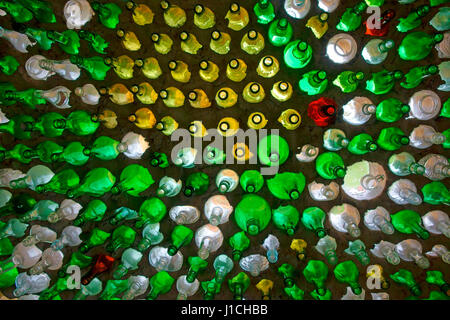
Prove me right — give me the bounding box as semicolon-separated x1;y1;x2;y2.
105;55;134;79
188;89;211;109
99;83;134;105
188;120;208;138
256;279;273;300
210;30;231;55
306;12;329;39
98;109;118;129
225;2;249;31
194;4;215;29
226;58;247;82
156;116;179;136
199;60;219;82
241;30;265;55
159;87;185;108
256;56;279;78
135;57;162;79
218;117;239;137
278;109;301;130
271;81;293;102
215;88;238;108
128;107;156;129
233;143;253;162
126;1;154;26
160;0;186;28
131;82;158;105
179;31;202;55
168;60;191;83
151;33;173;55
248;112;268;130
117;29;141;51
243;82;265;103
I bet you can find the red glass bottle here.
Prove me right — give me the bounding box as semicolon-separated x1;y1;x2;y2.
364;9;396;37
307;97;338;127
81;254;115;285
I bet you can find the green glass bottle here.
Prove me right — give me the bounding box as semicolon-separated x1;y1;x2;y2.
268;18;293;47
67;168;116;198
35;169;80;194
376;98;410;123
146;271;175;300
3;88;46;109
1;144;33;164
234;194;271;236
79;228;111;253
253;0;275;25
301;207;327;238
186;256;208;283
366;69;403;95
73;200;107;226
426;271;449;296
16;25;53;50
55;141;90;166
90;136;120;160
0;115;34;139
228;272;250;300
168;225;194;256
0;2;33;23
422;181;450;205
33;112;66;138
0;260;18;288
70;55;111;81
441;98;450;118
106;226;136;253
397;5;431;33
39;276;69;300
336;1;368;32
272;205;300;235
150;152;170;168
315;152;346;180
66;110;100;136
202;279;221;300
136;197;167;228
267;172;306;200
333;71;364;93
183;172;210;197
257;134;290;167
58;251;93;278
277;263;298;288
0;56;19;75
303;260;329;297
390;269;421;296
299;70;328;95
376;127;410;151
401;65;438;89
398;32;443;61
443;129;450;149
391;210;430;239
91;1;122;29
99;279;128;300
111;164;154;197
79;30;109;54
16;0;56;23
0;193;36;218
334;261;362;295
284;285;304;300
347;133;378;155
0;238;13;256
240;170;264;193
47;30;80;55
34;140;64;163
229;231;250;261
283;40;313;69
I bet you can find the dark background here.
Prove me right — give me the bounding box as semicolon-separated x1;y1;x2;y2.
0;0;448;300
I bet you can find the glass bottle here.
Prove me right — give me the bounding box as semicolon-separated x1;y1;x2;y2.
422;181;450;206
396;239;430;269
336;1;367;32
398;32;443;61
391;209;430;239
299;70;328;95
388;179;422;205
267;172;306;200
257;56;279;78
348;133;378;155
397;5;431;33
418;153;450;181
272;205;299;235
150;32;173;54
268;18;293;47
156;116;179;136
306;12;329;39
179;31;202;55
226;58;247;82
199;60;219;82
229;232;250;261
91;1;121;29
215;88;238;108
184;172;209;197
168;60;191;83
376;98;410;123
364;207;394;235
188;89;211;109
146;271;175;300
210;30;231;55
302;207;326;238
241;30;265;55
377;127;409;151
193;4;215;29
234;194;271;236
135;57;162;79
323;128;349;151
333;71;364;93
422;210;450;237
126;1;153;26
243;82;265;103
160;87;185;108
225;2;249;31
366;69;403;95
271;81;293;102
239;255;269;277
168;225;194;256
254;0;275;24
315;152;346;179
362;39;395;65
160;0;186;28
334;261;362;295
328;204;361;237
284;40;313;69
